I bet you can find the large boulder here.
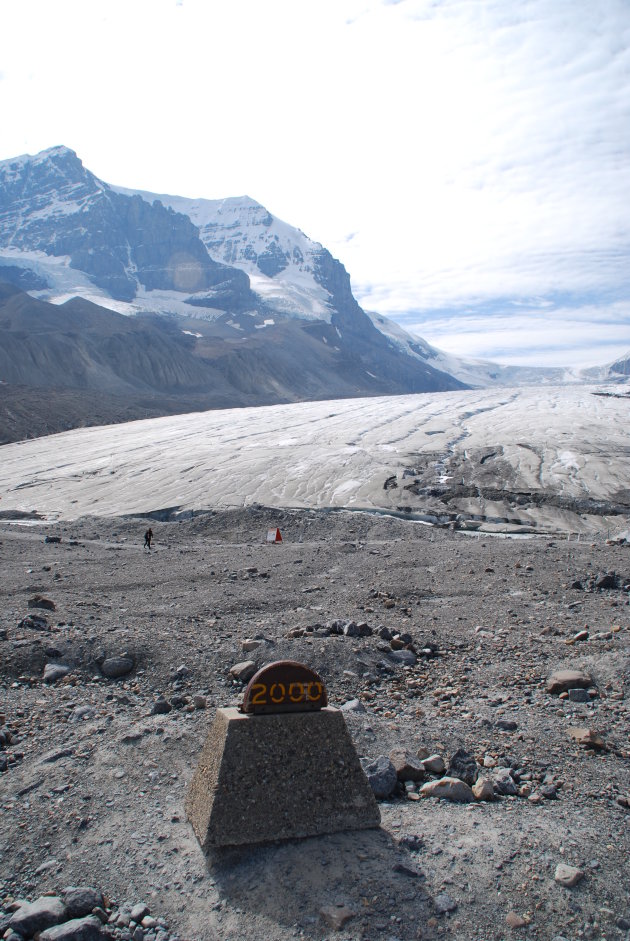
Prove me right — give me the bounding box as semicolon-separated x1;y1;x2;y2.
61;887;103;919
10;897;67;936
39;915;107;941
100;656;134;679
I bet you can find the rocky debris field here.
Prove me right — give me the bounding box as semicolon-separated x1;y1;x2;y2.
0;506;629;941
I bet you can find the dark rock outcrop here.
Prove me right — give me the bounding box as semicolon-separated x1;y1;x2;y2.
0;146;248;305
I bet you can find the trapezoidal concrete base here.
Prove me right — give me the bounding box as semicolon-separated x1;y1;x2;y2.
186;706;380;849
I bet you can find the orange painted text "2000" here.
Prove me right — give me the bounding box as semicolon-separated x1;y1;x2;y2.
249;681;325;706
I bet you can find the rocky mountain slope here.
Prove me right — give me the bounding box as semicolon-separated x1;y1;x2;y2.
0;281;464;444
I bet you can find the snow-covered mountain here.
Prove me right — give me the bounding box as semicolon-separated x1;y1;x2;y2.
113;185;630;389
0;146;468;398
1;145;626;418
0;146;476;441
115;188;333;323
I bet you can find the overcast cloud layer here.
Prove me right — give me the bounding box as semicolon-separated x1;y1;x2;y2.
1;0;629;367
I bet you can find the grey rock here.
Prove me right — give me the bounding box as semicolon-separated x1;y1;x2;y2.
10;897;67;936
40;747;74;763
433;892;458;915
71;706;94;722
495;719;518;731
388;649;417;666
340;698;366;713
389;749;425;782
229;660;257;682
43;663;71;683
40;915;106;941
18;613;49;631
340;620;372;637
547;669;594;694
399;833;424;851
363;755;398;799
567;687;590;703
492;768;519;796
595;571;618;589
130;904;149;923
151;698;172;715
554;863;584;887
101;656;134;678
62;887;103;918
28;595;56;611
421;754;446;775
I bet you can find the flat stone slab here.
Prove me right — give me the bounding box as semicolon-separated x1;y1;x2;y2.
186;707;380;848
546;669;593;694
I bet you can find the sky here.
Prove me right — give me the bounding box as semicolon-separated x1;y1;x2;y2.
1;0;630;369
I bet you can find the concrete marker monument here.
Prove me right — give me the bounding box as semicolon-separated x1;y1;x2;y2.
186;661;380;848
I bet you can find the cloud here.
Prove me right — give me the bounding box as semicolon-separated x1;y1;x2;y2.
327;0;630;365
0;0;628;369
396;299;630;368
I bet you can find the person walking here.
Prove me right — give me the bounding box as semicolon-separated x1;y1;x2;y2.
143;528;153;550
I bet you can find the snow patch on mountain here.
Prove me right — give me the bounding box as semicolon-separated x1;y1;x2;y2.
115;188;333;321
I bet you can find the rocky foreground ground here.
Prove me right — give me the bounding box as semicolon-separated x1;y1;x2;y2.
1;507;629;941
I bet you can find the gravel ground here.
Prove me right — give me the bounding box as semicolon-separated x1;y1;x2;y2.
1;507;629;941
